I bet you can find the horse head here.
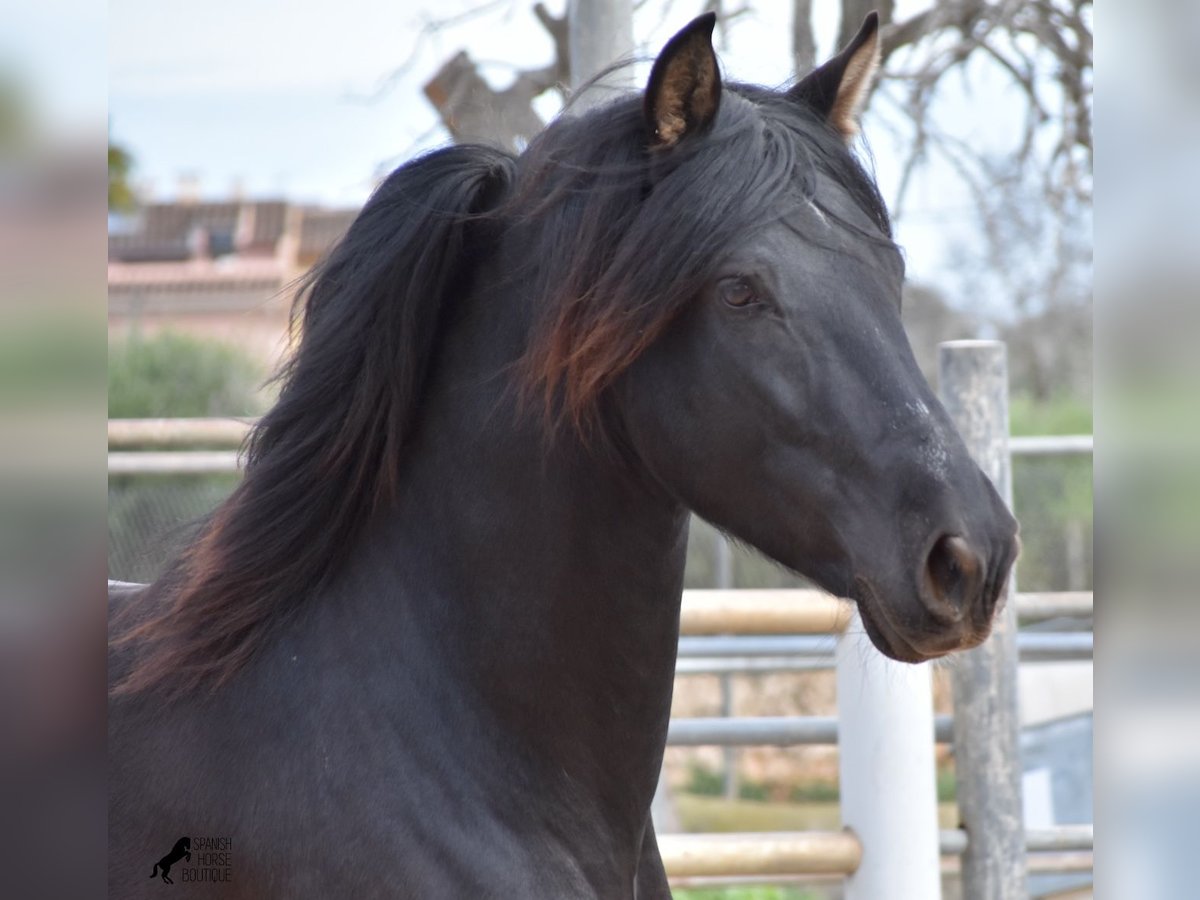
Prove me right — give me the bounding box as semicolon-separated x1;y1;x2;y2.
601;14;1020;661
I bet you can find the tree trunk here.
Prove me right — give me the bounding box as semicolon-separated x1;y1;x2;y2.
568;0;634;111
793;0;816;75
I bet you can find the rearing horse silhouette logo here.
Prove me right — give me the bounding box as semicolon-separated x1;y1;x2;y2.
151;837;191;884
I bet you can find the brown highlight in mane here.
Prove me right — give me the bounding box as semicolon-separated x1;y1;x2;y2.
520;293;687;438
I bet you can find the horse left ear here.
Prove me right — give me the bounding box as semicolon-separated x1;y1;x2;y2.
788;11;881;141
644;13;722;148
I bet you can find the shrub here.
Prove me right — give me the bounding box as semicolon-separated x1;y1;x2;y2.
108;331;265;419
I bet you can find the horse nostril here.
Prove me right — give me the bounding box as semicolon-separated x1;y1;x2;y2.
921;534;982;623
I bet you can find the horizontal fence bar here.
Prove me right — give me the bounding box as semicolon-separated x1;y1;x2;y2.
106;441;1096;472
681;589;851;635
940;825;1093;855
667;715;956;746
1013;631;1093;661
108;425;1093;492
659;831;862;878
1022;851;1093;874
658;828;1092;880
676;632;1091;662
103;582;1089;645
108;418;253;449
678;635;836;658
1013;591;1093;622
108;420;1093;457
1008;434;1093;456
678;591;1089;636
104;578;1089;664
676;657;836;675
108;451;241;476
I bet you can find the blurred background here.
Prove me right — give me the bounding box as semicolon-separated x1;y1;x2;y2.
104;2;1095;898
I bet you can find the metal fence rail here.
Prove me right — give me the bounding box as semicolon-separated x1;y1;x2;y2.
657;827;1093;880
677;631;1092;663
109;419;1094;457
108;417;252;448
109;450;241;475
667;715;956;746
107;420;1094;472
1008;434;1093;456
659;831;862;878
676;589;1091;635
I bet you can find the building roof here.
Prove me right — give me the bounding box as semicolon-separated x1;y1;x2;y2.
107;200;360;314
108;200;293;263
298;209;357;261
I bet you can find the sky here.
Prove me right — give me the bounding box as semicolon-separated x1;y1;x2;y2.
4;1;107;132
108;0;1032;295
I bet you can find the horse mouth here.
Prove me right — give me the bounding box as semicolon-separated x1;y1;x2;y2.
855;599;932;663
852;578;983;663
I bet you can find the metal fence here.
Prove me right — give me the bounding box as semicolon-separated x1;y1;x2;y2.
107;340;1093;899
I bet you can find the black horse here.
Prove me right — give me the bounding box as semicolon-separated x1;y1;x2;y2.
109;13;1018;897
151;837;191;884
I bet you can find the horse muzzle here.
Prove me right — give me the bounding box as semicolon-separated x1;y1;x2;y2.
853;526;1020;663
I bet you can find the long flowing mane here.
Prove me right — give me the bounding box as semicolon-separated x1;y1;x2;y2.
112;145;516;696
112;85;892;698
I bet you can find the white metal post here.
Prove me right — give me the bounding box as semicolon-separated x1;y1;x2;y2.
837;611;942;900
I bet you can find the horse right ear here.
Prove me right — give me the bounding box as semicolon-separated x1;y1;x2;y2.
788;11;881;141
644;13;722;149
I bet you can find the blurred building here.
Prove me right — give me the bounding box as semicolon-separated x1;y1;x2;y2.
108;199;358;363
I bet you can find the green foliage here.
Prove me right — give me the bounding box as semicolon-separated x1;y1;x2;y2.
1009;391;1092;436
684;763;771;802
1008;392;1093;591
685;763;840;804
108;332;265;419
737;782;769;802
685;763;727;797
787;780;839;804
108;136;136;211
936;765;957;803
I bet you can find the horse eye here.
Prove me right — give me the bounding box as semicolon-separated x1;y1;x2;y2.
719;277;758;308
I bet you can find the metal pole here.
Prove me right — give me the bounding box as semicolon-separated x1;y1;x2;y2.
568;0;634;112
938;340;1027;899
837;610;943;900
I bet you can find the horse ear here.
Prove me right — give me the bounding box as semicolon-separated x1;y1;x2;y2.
644;13;722;148
788;11;881;141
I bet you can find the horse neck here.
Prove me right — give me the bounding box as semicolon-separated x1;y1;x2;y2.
350;269;690;829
